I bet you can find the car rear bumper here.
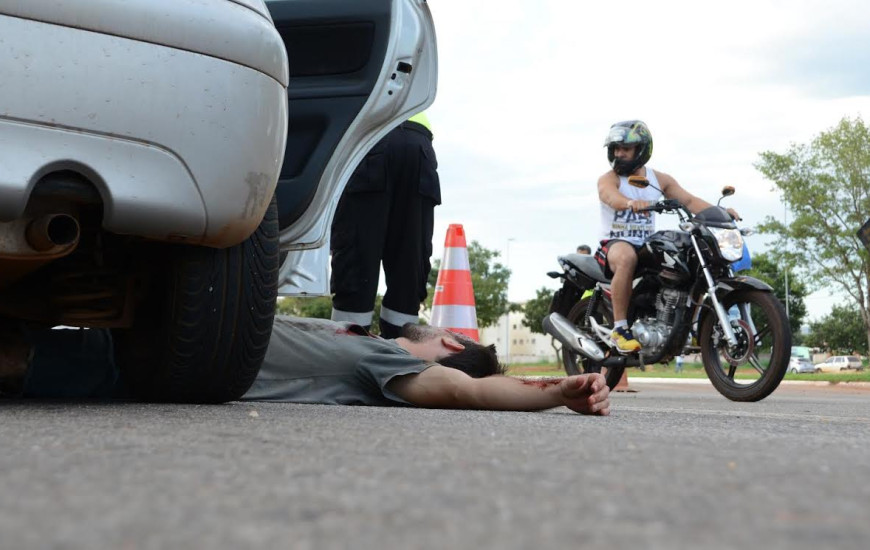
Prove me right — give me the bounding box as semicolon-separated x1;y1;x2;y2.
0;1;288;247
0;0;287;85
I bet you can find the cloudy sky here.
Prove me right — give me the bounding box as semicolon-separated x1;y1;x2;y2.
421;0;870;321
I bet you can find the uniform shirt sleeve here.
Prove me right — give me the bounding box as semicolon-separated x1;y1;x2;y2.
355;348;436;405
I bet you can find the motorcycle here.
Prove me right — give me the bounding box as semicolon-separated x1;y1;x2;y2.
542;178;791;402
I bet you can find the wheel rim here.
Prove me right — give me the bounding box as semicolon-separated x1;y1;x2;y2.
704;293;785;390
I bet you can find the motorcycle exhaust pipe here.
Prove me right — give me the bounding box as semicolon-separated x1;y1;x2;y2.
25;214;80;252
543;312;605;361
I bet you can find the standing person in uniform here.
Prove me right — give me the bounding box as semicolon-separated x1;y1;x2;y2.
330;112;441;339
576;245;593;299
595;120;740;353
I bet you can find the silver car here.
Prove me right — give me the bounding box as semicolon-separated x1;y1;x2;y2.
787;357;814;374
845;356;864;370
0;0;436;402
814;355;864;373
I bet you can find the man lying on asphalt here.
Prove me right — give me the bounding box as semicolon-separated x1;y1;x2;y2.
0;317;611;416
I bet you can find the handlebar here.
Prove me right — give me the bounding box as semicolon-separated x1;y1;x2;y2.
638;198;683;213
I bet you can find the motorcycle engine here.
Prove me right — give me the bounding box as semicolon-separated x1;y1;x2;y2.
633;289;687;357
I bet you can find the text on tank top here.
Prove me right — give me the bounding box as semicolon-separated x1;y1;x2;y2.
599;168;663;246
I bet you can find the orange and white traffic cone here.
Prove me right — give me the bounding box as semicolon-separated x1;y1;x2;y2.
430;224;480;341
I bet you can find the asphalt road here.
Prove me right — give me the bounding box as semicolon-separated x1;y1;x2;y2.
1;380;868;550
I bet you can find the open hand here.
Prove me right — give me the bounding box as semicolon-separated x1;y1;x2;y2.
559;373;611;415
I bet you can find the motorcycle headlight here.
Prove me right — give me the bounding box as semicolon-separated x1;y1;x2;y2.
709;227;744;262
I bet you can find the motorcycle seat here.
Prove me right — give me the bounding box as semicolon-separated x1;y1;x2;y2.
559;253;610;284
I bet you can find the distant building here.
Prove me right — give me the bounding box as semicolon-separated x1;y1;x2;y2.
479;309;558;364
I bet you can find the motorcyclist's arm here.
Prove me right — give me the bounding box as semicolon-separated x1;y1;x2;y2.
659;171;742;220
658;171;712;213
387;365;611;415
598;172;636;211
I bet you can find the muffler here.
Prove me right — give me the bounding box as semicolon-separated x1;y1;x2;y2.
0;214;81;288
26;214;80;251
542;312;605;361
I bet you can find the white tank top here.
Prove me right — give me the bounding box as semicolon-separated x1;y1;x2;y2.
599;168;663;246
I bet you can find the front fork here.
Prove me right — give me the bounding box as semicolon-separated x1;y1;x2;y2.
691;234;739;347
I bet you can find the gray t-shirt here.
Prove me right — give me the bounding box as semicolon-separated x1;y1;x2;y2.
242;316;435;406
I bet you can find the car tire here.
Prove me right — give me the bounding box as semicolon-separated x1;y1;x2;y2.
790;367;797;374
113;195;279;403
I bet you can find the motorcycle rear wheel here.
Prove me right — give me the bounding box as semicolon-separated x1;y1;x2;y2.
699;290;790;402
563;297;624;390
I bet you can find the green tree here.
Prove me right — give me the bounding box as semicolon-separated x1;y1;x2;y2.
744;251;808;339
520;287;554;334
755;116;870;354
426;240;510;328
521;287;562;364
276;296;332;319
805;304;867;354
277;295;385;333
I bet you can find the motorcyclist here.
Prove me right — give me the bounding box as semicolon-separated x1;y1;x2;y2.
595;120;740;352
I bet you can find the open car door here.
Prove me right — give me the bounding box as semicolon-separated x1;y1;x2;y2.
267;0;437;295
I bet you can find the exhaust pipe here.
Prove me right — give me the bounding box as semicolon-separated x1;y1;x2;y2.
25;214;80;252
542;312;605;361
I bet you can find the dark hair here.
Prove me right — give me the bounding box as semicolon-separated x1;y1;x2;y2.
576;244;591;254
438;341;505;378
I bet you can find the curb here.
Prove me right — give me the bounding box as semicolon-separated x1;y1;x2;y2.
628;377;870;388
518;376;870;388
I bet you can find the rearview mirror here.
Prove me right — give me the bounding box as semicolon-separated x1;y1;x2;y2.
721;186;735;197
628;176;649;188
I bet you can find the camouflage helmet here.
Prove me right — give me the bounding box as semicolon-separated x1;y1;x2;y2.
604;120;653;176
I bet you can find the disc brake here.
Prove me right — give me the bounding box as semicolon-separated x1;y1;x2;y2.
718;319;754;366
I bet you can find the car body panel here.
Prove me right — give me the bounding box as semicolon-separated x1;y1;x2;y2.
0;0;288;86
228;0;274;20
0;1;288;247
845;356;863;370
814;358;842;373
273;0;438;295
0;120;205;239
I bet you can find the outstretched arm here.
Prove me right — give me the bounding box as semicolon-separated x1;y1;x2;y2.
387;366;611;415
658;171;741;219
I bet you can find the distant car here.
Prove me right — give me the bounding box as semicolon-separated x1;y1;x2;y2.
845;356;864;370
0;0;437;403
788;356;815;374
814;356;863;373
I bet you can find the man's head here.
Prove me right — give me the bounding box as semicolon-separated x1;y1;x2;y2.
604;120;653;176
576;244;591;255
399;324;504;378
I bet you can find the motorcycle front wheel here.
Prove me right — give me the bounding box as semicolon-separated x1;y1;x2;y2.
698;290;791;402
563;297;624;390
